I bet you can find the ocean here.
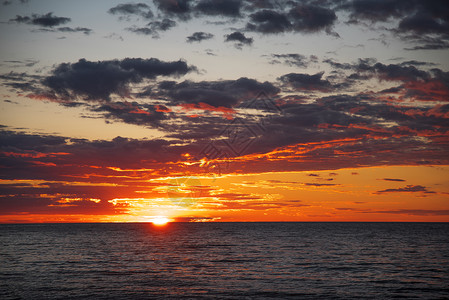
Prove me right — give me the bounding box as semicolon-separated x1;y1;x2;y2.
1;222;448;299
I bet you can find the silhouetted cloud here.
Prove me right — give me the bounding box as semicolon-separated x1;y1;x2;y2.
224;31;253;48
155;77;279;108
42;58;197;101
10;12;70;27
278;72;333;92
127;18;176;38
379;178;406;182
343;0;449;50
195;0;242;17
186;31;213;43
108;3;153;20
268;54;317;67
289;4;337;34
246;9;291;34
39;26;92;35
375;185;436;194
155;0;192;20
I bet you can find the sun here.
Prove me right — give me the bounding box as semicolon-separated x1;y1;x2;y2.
150;216;170;226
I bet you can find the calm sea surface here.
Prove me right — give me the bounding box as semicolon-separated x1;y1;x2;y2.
1;222;448;299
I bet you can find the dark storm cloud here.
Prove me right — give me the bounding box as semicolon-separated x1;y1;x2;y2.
224;31;253;48
195;0;242;17
278;72;333;92
186;31;214;42
156;77;279;107
42;58;196;101
10;12;71;27
127;19;176;38
108;3;153;19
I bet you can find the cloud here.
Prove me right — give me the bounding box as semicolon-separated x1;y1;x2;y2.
343;0;449;50
93;101;167;126
156;77;279;108
186;31;214;43
344;0;412;23
155;0;192;20
41;58;197;101
289;4;337;34
195;0;242;17
224;31;253;48
375;185;436;194
127;19;176;38
10;12;70;27
246;9;291;34
38;26;92;35
3;59;39;67
108;3;153;20
304;183;338;187
278;72;333;92
268;54;317;68
379;178;406;182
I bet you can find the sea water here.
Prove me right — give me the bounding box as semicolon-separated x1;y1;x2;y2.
1;222;448;299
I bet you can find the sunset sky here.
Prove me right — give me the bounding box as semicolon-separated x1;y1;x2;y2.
1;0;448;223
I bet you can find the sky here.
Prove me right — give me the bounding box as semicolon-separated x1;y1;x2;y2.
0;0;448;223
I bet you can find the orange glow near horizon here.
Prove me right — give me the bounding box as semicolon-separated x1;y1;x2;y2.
0;165;448;224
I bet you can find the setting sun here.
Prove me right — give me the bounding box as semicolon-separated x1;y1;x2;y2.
150;217;170;226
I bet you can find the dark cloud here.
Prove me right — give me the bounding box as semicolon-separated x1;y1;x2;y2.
3;59;39;67
246;9;291;34
108;3;153;19
39;27;92;35
304;183;337;186
268;54;317;67
156;77;279;108
398;11;449;34
289;4;337;34
42;58;196;101
245;4;338;35
10;12;71;27
186;31;214;43
195;0;242;17
93;101;167;126
343;0;449;50
344;0;412;23
155;0;192;20
278;72;333;92
127;19;176;38
375;185;436;194
224;31;253;48
379;178;406;182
